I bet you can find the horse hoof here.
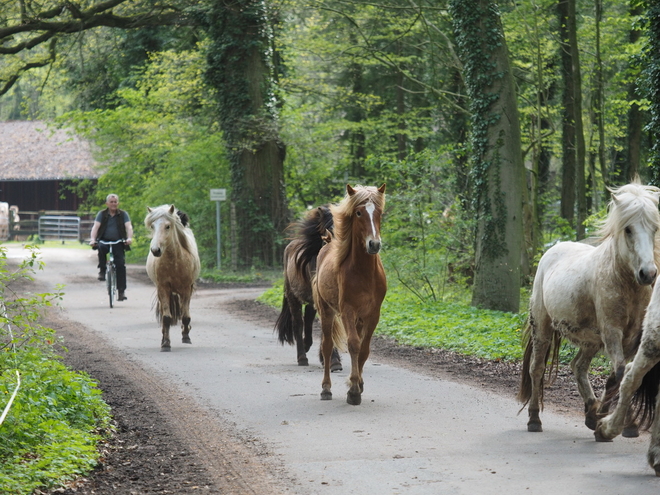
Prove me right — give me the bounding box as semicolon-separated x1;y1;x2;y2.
321;390;332;400
527;422;543;432
622;426;639;438
161;346;171;352
594;429;613;442
182;337;192;344
330;361;342;372
347;392;362;406
585;416;598;431
655;467;660;477
298;357;309;366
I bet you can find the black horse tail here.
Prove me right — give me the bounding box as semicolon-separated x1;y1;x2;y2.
275;294;295;345
155;293;182;325
630;361;660;430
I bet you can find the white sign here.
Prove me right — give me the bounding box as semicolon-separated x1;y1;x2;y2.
210;188;226;201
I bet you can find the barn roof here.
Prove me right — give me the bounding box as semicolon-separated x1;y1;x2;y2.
0;120;100;180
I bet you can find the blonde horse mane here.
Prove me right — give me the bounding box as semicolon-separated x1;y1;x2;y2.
330;185;385;265
145;204;194;254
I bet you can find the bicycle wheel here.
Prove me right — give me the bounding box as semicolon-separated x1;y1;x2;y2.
107;266;115;308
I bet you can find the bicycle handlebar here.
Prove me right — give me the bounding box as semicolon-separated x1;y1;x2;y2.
97;239;125;245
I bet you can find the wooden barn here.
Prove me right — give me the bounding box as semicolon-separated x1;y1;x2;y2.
0;120;100;212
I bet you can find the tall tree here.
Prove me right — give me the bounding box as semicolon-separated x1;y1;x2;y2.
449;0;524;313
647;0;660;185
558;0;586;239
205;0;287;268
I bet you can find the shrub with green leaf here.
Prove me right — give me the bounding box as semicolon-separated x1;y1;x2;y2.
0;246;112;494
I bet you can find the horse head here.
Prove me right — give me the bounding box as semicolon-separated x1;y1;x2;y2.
346;183;386;255
605;181;660;286
146;204;180;258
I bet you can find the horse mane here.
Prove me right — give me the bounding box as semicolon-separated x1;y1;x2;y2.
286;205;333;276
596;179;660;271
331;185;385;265
598;181;660;238
145;204;194;254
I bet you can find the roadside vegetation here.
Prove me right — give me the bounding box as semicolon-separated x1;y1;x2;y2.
0;246;112;494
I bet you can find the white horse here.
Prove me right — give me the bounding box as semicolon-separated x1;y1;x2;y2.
595;280;660;475
145;205;201;352
518;180;660;433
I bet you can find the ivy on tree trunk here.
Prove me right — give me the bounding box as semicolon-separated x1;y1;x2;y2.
449;0;524;313
205;0;287;268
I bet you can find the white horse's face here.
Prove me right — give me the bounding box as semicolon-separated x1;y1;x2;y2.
149;217;174;258
620;219;658;285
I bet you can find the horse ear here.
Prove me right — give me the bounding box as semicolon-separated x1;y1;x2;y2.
147;206;153;212
347;184;356;196
378;183;386;194
169;205;175;214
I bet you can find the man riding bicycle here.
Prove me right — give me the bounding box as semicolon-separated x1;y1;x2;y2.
89;194;134;301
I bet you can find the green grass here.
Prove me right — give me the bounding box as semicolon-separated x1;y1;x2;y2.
258;281;610;369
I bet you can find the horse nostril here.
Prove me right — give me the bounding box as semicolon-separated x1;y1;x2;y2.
368;240;381;254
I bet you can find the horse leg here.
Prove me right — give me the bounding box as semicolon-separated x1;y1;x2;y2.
320;318;334;401
345;315;363;406
180;293;193;344
293;303;312;366
571;345;601;430
303;304;315;353
161;315;172;352
596;352;658;441
525;324;552;432
648;388;660;476
158;291;172;351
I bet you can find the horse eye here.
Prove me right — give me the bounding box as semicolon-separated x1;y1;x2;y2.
625;226;632;235
166;225;171;230
356;211;362;217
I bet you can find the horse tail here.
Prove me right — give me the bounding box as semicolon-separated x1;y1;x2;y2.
275;295;295;345
517;317;561;409
169;294;182;325
331;314;348;353
630;361;660;430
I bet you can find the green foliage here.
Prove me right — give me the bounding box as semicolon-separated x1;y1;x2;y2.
0;246;111;494
377;150;475;302
58;47;231;269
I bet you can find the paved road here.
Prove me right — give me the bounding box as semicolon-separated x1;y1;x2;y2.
9;244;660;494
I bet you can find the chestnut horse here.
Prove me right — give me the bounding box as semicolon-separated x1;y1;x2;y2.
145;205;201;352
313;184;387;405
518;180;660;432
275;205;342;370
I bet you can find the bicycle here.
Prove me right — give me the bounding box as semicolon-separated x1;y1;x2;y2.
97;239;124;308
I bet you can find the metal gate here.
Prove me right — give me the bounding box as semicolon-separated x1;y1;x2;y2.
38;216;81;242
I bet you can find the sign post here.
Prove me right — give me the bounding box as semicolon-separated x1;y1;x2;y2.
210;189;226;269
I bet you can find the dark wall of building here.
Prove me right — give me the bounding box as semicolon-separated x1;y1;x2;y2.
0;179;97;212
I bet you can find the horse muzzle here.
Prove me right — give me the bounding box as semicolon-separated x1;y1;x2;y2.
367;239;381;255
637;265;657;285
151;247;163;258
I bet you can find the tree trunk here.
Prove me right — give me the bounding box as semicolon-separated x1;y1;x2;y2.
205;0;287;268
558;0;576;224
646;1;660;186
626;1;645;182
450;0;524;313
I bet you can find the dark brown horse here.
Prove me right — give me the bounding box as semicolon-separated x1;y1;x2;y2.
275;206;341;370
313;184;387;405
